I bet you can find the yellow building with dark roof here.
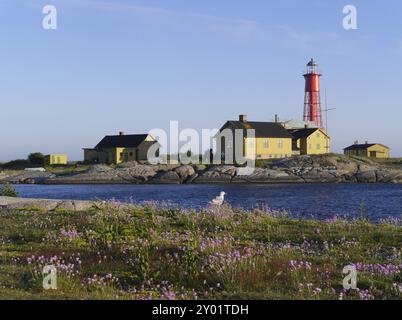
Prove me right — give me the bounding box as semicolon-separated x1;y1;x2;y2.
216;115;294;161
344;142;390;159
45;154;68;165
83;132;160;164
288;128;330;155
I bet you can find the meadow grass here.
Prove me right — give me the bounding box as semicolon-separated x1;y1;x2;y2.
0;203;401;300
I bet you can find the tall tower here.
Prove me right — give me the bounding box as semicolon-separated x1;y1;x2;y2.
303;58;323;128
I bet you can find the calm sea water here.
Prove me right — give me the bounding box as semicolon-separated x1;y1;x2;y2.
7;183;402;221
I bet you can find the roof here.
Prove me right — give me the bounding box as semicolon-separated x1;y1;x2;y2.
288;128;328;140
282;119;320;129
344;143;389;151
95;134;155;149
219;121;293;139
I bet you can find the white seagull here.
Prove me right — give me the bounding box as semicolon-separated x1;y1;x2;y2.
209;191;226;206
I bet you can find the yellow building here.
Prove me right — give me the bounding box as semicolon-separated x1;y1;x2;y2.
288;128;330;155
216;115;294;162
45;154;68;165
84;132;161;164
344;142;390;159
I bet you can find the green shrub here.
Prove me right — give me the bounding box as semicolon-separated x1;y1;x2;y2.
0;184;18;197
0;159;31;170
28;152;45;166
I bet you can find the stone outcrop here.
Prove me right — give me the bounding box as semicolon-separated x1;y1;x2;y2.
232;168;304;184
0;196;94;211
0;171;56;184
0;154;401;185
194;166;236;183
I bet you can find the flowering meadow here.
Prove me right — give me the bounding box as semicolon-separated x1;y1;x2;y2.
0;202;401;300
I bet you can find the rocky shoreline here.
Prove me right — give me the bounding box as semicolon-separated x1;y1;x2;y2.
0;196;94;211
1;154;401;185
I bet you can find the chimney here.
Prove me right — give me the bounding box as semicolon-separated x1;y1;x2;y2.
365;141;368;144
119;131;125;136
239;114;248;123
275;114;279;123
354;140;359;145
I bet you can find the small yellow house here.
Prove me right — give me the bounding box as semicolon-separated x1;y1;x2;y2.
84;132;161;164
45;154;68;165
216;115;293;162
344;142;390;159
288;128;330;155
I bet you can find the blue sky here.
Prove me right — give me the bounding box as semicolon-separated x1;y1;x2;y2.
0;0;401;161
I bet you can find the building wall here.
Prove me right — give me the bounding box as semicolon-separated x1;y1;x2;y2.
245;137;292;159
137;143;158;160
367;145;390;158
84;149;101;163
344;145;390;158
84;148;119;164
45;154;68;165
84;146;156;164
300;130;330;155
117;148;137;164
344;149;368;157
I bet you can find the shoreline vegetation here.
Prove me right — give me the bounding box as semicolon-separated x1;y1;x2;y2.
0;154;402;185
0;201;401;300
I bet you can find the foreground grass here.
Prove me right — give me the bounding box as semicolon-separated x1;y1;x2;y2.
0;204;401;300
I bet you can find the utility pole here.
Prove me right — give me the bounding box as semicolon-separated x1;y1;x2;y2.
323;89;336;133
323;89;336;151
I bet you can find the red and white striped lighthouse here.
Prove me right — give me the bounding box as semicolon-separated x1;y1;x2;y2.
303;59;323;128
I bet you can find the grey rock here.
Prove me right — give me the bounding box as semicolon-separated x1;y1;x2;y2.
121;165;159;182
355;170;377;183
150;171;181;184
1;154;401;185
194;172;232;183
233;168;303;183
271;155;313;170
0;196;94;211
194;165;237;183
174;165;196;180
86;165;114;174
185;173;199;184
376;170;400;183
193;164;207;172
2;171;56;184
300;169;341;183
116;161;139;168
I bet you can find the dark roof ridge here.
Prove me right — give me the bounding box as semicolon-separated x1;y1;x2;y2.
344;143;388;150
95;134;154;149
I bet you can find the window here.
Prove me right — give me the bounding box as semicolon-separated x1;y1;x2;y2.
263;139;269;149
309;144;312;150
317;144;321;150
316;132;320;138
277;140;284;149
129;152;133;157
